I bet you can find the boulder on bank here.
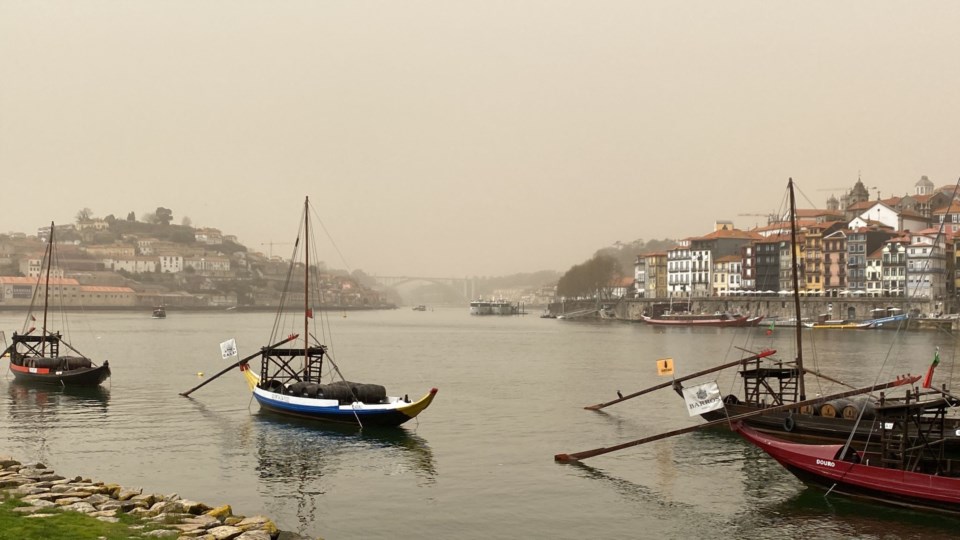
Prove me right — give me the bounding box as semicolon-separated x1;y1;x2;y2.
0;455;319;540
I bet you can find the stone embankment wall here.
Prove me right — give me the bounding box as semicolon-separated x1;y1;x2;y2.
550;297;951;324
0;456;316;540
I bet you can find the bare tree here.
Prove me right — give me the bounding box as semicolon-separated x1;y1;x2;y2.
557;254;621;298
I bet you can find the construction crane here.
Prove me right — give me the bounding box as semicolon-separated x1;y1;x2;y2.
260;241;293;258
737;213;777;227
817;186;880;200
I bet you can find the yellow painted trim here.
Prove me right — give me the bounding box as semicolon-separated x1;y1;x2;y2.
242;366;260;391
396;388;438;419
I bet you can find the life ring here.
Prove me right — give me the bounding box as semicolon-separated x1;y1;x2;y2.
783;416;796;432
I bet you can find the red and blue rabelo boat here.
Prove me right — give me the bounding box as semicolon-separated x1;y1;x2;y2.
2;222;110;387
234;196;437;428
240;358;437;427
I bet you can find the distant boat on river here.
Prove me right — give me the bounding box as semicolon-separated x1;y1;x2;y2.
640;312;760;327
470;298;523;315
804;313;908;329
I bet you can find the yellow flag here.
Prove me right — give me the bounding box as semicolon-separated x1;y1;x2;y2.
657;357;675;376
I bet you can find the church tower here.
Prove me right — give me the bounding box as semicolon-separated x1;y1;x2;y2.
840;177;870;210
826;194;839;211
915;175;934;196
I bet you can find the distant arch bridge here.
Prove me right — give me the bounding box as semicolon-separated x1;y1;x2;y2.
372;275;473;302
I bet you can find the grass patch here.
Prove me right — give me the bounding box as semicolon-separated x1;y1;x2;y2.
0;491;168;540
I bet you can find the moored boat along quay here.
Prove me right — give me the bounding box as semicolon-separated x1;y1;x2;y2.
548;297;958;329
0;456;318;540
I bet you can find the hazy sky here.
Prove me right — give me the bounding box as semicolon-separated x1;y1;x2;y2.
2;2;960;277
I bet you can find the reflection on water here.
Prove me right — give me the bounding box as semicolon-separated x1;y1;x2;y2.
755;488;960;540
570;460;693;512
5;382;111;464
6;382;111;412
252;413;436;484
250;414;437;534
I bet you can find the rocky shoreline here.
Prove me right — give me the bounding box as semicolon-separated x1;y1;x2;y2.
0;456;318;539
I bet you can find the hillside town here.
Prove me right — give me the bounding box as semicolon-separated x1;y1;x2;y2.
3;176;958;313
632;176;959;305
0;214;392;310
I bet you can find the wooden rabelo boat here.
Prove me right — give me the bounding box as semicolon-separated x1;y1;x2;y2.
233;197;437;427
734;387;960;514
640;312;760;327
2;223;110;387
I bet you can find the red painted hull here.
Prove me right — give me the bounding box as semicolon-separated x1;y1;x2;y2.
9;361;111;387
641;314;760;327
734;423;960;513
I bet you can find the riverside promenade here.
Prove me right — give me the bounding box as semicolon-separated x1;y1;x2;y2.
0;456;318;539
550;297;953;327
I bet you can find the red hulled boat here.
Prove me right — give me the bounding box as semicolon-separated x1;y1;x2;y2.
640;312;759;327
734;418;960;514
2;222;111;387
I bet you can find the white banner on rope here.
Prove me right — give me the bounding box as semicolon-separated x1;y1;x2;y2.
220;338;238;359
682;381;724;416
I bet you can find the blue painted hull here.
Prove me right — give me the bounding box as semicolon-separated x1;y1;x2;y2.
252;387;437;428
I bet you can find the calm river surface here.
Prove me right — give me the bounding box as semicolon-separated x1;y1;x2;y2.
2;308;960;539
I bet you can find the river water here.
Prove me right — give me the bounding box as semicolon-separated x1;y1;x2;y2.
2;308;960;539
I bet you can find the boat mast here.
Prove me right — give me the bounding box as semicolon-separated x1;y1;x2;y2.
303;197;309;375
41;221;54;357
788;178;805;401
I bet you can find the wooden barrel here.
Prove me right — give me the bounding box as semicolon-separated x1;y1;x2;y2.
842;397;877;420
820;398;852;418
819;402;838;418
829;399;854;419
841;403;859;420
798;404;816;415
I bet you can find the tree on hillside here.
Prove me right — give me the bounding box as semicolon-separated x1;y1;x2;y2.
127;212;136;222
594;238;677;274
557;254;621;299
181;216;192;227
75;208;93;222
156;207;173;225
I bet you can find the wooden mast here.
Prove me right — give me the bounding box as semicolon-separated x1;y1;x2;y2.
304;197;309;376
788;178;805;401
41;221;54;357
